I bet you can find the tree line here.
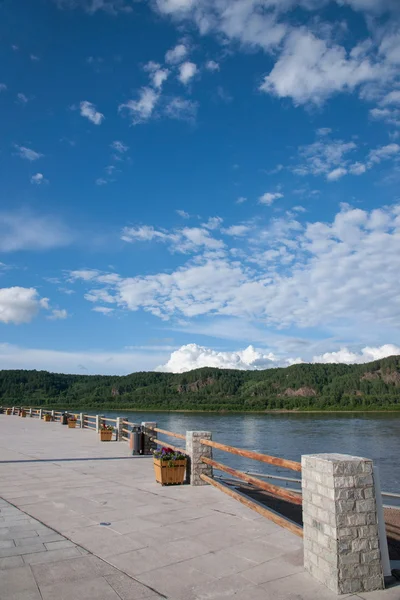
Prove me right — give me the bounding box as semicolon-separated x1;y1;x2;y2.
1;355;400;411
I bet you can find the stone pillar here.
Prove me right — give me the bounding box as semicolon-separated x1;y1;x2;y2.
29;408;32;418
12;406;15;415
51;410;55;420
80;413;84;428
39;409;43;420
95;415;100;433
141;422;157;455
186;431;213;486
116;417;124;441
302;453;384;595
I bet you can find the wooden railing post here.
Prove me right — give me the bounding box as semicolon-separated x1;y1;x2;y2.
80;413;84;428
141;422;157;454
186;431;213;486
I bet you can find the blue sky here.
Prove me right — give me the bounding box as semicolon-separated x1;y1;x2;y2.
1;0;400;374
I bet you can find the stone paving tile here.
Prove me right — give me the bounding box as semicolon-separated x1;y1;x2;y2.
0;565;39;598
182;548;259;579
22;546;85;565
357;584;400;599
105;572;162;599
30;555;118;586
260;571;358;599
0;555;24;569
109;545;180;576
39;576;122;600
136;562;218;599
240;550;305;585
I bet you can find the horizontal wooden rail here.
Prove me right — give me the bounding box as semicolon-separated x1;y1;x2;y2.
151;427;185;440
85;416;96;421
246;471;301;485
122;428;130;434
101;417;117;423
200;439;301;473
121;435;129;441
123;420;140;427
202;458;302;505
85;424;96;430
150;437;189;455
201;474;303;537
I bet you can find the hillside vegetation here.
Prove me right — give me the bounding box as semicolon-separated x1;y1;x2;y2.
1;355;400;411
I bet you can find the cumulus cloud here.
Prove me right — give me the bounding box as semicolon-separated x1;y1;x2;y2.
14;145;43;161
178;61;197;85
259;192;283;205
222;225;251;237
205;60;219;71
80;100;104;125
327;167;347;181
119;88;159;124
70;203;400;336
157;342;400;373
0;210;72;252
144;61;170;89
48;308;68;320
0;287;49;324
111;140;129;153
165;43;188;64
157;343;300;373
30;173;48;185
16;93;28;104
0;83;7;92
164;97;197;121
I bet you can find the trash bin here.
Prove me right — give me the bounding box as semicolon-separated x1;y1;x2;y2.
129;426;142;455
60;412;68;425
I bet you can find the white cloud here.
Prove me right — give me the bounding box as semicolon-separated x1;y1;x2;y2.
79;100;104;125
176;209;190;218
165;43;188;64
48;308;68;320
0;287;48;324
93;306;114;315
370;107;400;127
381;91;400;106
16;93;28;104
202;217;223;230
157;341;400;373
222;225;251;236
294;138;357;178
178;61;197;85
164;97;197;121
260;30;385;105
0;83;7;92
0;341;167;375
0;210;72;252
157;343;299;373
368;143;400;164
236;196;247;204
70;203;400;337
327;167;347;181
31;173;48;185
205;60;220;71
349;162;367;175
317;127;332;136
259;192;283;205
30;54;40;61
118;87;159;124
313;344;400;364
144;61;170;89
14;145;43;161
95;178;108;186
111;140;129;153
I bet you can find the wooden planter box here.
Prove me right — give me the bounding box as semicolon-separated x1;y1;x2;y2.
100;430;113;441
43;414;52;422
6;409;12;415
20;411;26;418
153;458;187;486
68;420;77;428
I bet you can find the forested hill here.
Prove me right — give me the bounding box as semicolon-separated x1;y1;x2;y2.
1;355;400;411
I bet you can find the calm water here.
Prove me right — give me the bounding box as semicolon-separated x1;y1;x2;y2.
99;411;400;494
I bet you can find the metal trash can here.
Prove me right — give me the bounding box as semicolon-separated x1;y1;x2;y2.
60;412;68;425
129;426;142;455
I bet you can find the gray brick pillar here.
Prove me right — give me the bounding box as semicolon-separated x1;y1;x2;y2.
141;422;157;455
302;453;384;595
116;417;124;441
29;408;32;418
80;413;84;428
95;415;100;433
186;431;213;486
39;409;43;420
51;410;55;420
12;406;15;415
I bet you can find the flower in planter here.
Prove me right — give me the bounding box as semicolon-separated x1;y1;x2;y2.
153;447;186;466
100;425;114;431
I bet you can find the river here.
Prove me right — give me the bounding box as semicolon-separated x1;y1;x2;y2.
99;410;400;495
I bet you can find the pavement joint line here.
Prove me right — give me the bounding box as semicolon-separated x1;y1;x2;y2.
1;495;167;599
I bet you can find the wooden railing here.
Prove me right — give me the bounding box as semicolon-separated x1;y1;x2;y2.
147;426;189;455
200;438;303;537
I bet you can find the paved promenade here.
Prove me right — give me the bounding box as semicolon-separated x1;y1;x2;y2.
0;416;399;600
